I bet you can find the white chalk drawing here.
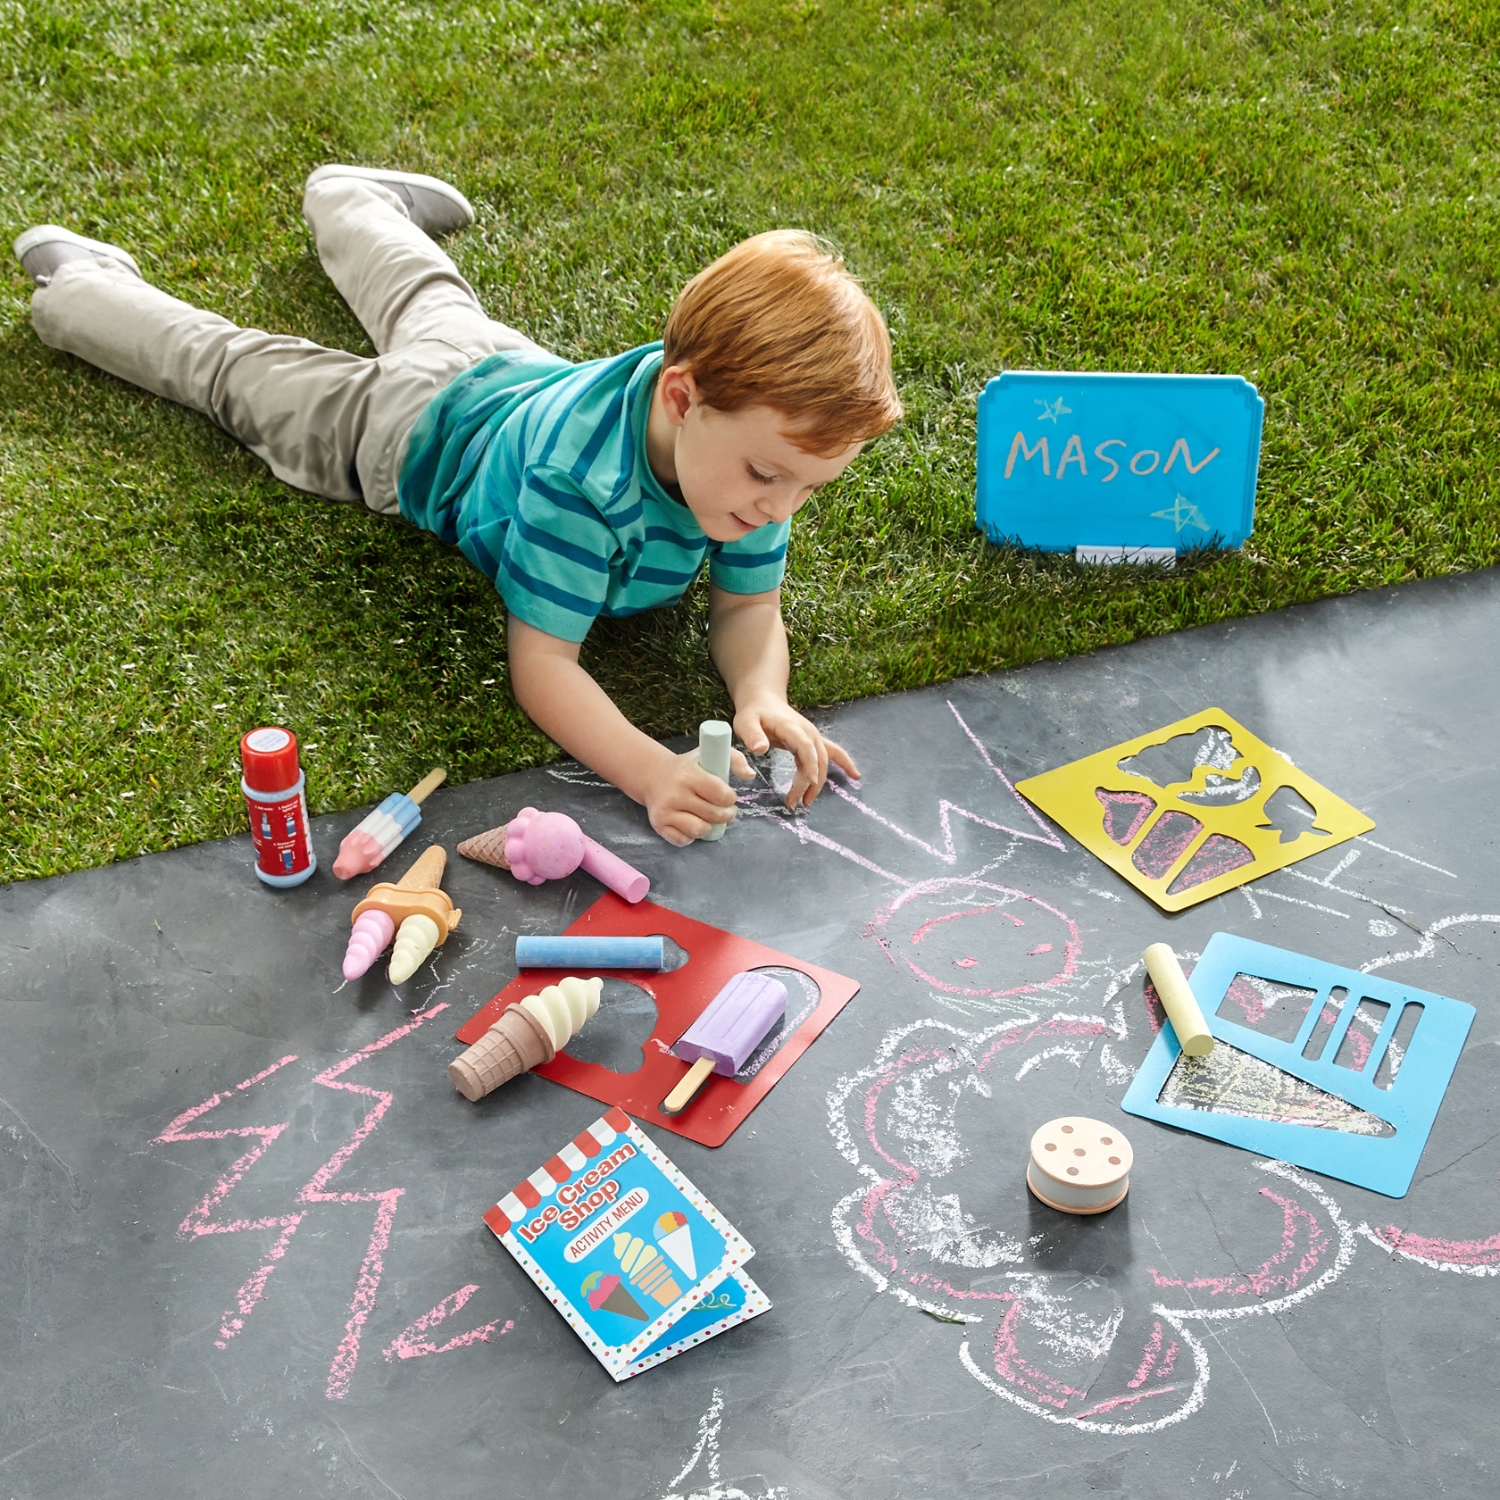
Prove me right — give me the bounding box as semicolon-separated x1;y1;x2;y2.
658;1389;789;1500
749;699;1500;1433
1035;397;1072;423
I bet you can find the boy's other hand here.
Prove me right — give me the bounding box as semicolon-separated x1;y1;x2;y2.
734;698;859;810
646;749;751;846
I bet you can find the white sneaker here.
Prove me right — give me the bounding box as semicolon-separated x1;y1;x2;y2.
305;164;475;238
13;225;142;287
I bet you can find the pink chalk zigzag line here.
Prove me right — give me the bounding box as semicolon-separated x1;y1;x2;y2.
300;1004;450;1400
826;701;1065;866
152;1054;302;1244
381;1284;513;1361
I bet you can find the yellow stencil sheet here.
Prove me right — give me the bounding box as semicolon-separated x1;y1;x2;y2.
1015;708;1374;912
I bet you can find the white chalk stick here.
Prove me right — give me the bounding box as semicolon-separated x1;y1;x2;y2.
698;720;732;843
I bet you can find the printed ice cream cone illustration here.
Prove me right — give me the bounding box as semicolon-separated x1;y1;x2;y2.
613;1231;682;1308
653;1210;697;1281
582;1270;647;1322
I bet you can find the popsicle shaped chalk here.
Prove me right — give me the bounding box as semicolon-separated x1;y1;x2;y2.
661;970;787;1114
332;768;447;879
458;807;650;903
342;844;462;983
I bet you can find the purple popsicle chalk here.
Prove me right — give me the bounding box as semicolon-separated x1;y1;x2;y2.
660;971;788;1115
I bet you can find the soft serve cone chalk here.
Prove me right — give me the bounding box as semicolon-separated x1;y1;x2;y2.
449;976;603;1101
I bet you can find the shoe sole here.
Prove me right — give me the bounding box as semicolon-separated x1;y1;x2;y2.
304;164;475;227
13;224;141;277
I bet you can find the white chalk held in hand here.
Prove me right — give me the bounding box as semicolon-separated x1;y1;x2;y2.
1142;942;1215;1057
698;720;733;843
1026;1117;1133;1215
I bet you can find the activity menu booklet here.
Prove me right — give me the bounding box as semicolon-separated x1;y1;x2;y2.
483;1107;769;1380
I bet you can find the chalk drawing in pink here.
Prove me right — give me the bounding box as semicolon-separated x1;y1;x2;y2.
152;1053;306;1345
869;878;1081;1002
151;1006;452;1399
828;997;1356;1434
381;1285;513;1361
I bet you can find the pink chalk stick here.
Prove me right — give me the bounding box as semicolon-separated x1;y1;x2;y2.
344;909;396;980
580;836;650;904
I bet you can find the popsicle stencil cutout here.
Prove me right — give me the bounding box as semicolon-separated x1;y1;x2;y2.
1015;709;1374;911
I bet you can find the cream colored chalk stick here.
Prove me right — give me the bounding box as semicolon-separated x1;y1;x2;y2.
1142;942;1214;1056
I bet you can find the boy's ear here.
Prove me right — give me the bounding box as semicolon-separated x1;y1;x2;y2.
657;364;701;427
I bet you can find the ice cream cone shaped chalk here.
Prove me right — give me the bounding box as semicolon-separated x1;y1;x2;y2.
345;844;461;983
581;1271;647;1322
458;807;650;903
448;977;602;1101
613;1231;682;1307
448;1003;554;1101
342;909;396;980
1026;1117;1133;1215
653;1211;696;1280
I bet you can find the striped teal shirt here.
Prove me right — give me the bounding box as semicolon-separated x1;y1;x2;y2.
397;342;791;642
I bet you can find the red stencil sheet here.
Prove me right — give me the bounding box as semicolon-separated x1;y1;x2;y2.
454;894;860;1147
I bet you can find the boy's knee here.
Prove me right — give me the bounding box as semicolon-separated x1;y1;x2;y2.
302;174;411;231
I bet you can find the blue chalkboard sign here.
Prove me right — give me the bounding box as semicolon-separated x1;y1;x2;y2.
975;371;1264;554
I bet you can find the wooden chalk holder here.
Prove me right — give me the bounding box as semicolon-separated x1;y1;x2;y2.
1026;1116;1133;1215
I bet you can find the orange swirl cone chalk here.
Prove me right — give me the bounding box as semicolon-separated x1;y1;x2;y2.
341;844;461;982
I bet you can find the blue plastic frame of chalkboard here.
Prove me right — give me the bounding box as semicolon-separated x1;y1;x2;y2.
975;371;1265;554
1120;933;1474;1198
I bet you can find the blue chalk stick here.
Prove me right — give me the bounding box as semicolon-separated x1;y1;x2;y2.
515;935;666;971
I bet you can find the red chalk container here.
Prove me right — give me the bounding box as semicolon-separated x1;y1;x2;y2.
240;727;317;887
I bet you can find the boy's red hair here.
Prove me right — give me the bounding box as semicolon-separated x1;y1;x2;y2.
663;229;902;456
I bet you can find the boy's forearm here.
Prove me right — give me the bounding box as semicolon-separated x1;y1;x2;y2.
507;616;676;805
708;587;790;710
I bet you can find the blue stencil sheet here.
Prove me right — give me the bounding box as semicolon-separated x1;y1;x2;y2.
1121;933;1474;1197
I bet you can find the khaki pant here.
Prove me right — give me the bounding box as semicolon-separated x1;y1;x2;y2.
30;176;547;514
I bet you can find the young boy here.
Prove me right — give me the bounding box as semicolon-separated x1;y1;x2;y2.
14;167;903;844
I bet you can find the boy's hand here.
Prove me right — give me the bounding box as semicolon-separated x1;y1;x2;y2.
645;748;754;847
734;696;859;810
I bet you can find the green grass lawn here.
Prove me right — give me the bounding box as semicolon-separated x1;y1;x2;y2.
1;0;1496;881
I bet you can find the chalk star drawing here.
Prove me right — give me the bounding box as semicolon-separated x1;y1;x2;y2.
1034;397;1071;423
659;1389;789;1500
1151;493;1211;533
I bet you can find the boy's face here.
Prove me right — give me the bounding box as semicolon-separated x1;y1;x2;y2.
649;367;864;543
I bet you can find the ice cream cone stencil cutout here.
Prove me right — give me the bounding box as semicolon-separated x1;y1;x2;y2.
342;844;461;983
1015;708;1374;912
